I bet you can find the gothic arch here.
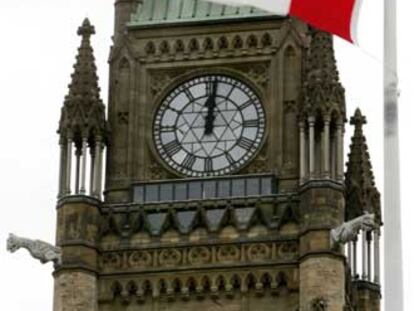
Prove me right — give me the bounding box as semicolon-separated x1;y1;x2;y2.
217;36;229;50
188;38;200;52
232;35;243;49
261;33;273;47
203;37;214;51
174;39;185;53
145;41;156;55
247;34;258;48
159;40;170;54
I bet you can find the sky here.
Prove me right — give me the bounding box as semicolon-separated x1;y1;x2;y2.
0;1;413;310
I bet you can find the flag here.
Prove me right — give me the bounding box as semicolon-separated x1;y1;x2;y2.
210;0;363;43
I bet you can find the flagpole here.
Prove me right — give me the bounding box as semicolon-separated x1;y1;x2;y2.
384;0;403;310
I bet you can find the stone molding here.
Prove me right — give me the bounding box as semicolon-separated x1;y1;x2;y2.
98;267;299;303
57;195;102;209
99;241;298;273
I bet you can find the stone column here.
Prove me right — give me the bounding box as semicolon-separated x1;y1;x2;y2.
80;137;88;194
299;121;306;183
93;137;104;199
362;230;367;280
89;147;95;196
367;231;372;282
75;148;81;194
58;138;67;198
308;116;316;179
352;239;358;279
374;229;381;284
348;242;353;274
336;122;344;182
323;116;331;178
330;135;336;180
65;135;73;195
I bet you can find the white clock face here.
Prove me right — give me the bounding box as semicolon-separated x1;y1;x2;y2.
153;74;266;177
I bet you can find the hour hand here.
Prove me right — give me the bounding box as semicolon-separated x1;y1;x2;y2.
204;80;217;135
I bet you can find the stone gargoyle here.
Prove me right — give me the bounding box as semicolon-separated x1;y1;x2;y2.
330;213;378;249
7;233;61;266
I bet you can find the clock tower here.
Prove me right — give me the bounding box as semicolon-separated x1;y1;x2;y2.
53;1;383;311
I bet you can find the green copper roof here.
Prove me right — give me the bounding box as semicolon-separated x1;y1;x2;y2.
129;0;275;27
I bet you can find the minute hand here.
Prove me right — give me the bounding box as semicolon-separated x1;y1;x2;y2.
204;80;217;135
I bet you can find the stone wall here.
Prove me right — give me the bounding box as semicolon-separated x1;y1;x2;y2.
300;256;345;311
99;292;299;311
54;271;98;311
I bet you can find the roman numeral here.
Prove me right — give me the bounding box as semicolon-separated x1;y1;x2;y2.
160;126;175;133
184;89;194;101
239;100;253;110
238;137;255;150
243;119;259;127
204;158;213;172
182;154;196;170
225;153;236;165
163;140;181;157
225;85;235;99
206;79;218;96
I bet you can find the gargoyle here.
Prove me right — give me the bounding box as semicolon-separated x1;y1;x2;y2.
330;213;378;248
7;233;61;266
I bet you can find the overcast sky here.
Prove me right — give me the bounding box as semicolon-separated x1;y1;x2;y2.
0;1;413;310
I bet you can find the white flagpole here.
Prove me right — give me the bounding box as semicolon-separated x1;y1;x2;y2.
384;0;404;310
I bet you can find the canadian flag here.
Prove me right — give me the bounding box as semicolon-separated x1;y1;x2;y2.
210;0;363;43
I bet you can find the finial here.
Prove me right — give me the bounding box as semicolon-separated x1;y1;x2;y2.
350;108;367;126
77;18;95;37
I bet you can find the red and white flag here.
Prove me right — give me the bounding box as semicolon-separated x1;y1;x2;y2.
211;0;363;43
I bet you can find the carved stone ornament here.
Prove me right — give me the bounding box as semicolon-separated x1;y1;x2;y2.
7;233;62;266
232;63;270;90
310;297;327;311
330;213;378;248
99;241;298;272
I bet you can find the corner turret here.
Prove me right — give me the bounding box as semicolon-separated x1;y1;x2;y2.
114;0;140;40
57;18;107;199
344;109;382;311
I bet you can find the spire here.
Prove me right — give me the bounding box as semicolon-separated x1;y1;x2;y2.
345;109;381;221
300;28;346;120
58;18;107;142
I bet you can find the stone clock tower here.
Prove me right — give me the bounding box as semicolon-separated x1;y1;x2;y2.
52;1;383;311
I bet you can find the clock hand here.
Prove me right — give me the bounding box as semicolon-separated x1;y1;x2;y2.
204;79;218;135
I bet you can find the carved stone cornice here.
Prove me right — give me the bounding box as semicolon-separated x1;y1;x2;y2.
98;266;299;303
137;30;282;64
57;194;102;210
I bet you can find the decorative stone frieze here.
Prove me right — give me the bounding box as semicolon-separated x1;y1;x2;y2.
99;241;298;273
138;31;281;64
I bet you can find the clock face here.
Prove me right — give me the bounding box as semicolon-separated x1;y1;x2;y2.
153;74;266;177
